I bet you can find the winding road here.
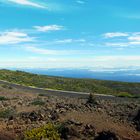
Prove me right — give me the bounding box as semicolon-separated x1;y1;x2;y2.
0;80;115;99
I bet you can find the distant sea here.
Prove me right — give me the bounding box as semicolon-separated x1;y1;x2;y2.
15;68;140;83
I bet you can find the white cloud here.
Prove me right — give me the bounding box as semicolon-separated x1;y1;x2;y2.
56;39;86;44
8;0;45;8
0;31;34;45
128;36;140;41
126;34;140;45
34;25;64;32
105;41;140;48
105;32;140;47
55;39;73;43
129;41;140;45
104;32;129;38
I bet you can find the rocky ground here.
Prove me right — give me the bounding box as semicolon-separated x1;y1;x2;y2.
0;84;140;140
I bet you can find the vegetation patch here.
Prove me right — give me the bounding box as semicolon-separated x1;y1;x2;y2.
0;109;15;118
31;99;45;106
24;123;60;140
0;69;140;96
0;96;9;101
117;92;135;98
1;84;13;89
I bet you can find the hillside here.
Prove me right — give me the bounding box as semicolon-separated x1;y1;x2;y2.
0;69;140;97
0;77;139;139
0;69;140;139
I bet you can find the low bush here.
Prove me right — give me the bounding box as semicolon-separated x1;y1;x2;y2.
24;123;60;140
0;109;15;118
1;84;13;89
31;99;45;106
87;93;98;105
0;96;9;101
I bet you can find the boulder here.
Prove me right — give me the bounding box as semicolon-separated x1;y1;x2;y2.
94;131;120;140
133;109;140;131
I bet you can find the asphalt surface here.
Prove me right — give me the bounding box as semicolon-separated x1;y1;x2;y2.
0;80;115;99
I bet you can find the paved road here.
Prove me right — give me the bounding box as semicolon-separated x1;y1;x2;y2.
0;80;115;99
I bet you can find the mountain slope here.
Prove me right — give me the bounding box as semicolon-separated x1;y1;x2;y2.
0;69;140;96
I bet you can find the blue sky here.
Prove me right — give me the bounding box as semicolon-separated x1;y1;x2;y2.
0;0;140;69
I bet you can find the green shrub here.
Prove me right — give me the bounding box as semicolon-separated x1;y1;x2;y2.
87;93;98;105
24;123;60;140
0;109;15;118
31;99;45;106
0;96;9;101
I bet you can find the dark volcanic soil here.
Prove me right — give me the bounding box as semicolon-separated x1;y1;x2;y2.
0;83;140;140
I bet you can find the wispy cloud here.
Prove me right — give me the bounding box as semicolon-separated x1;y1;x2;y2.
8;0;46;8
128;35;140;45
76;0;85;4
0;31;34;45
128;35;140;41
24;46;94;55
33;25;64;32
55;39;86;44
104;32;129;38
105;42;129;47
104;32;140;48
25;46;59;55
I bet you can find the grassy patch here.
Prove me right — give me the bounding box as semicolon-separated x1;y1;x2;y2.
31;99;45;106
1;84;13;89
24;123;60;140
0;109;15;118
117;92;135;98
